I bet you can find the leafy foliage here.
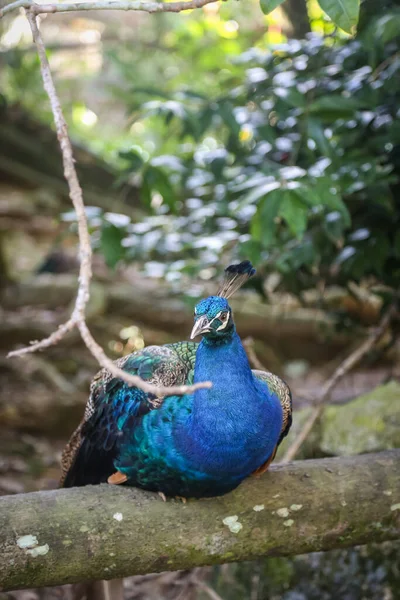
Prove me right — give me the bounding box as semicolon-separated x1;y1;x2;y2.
98;8;400;304
261;0;360;34
2;0;399;312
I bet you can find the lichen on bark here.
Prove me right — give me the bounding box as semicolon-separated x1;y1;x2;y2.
0;451;399;592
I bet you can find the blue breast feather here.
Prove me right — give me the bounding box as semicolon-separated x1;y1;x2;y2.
115;334;283;497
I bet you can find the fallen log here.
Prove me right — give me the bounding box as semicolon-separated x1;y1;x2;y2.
1;451;399;592
3;275;356;362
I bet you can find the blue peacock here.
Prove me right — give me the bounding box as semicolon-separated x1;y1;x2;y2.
61;261;292;498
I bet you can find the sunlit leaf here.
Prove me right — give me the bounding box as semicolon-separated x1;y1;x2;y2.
259;0;285;16
318;0;360;34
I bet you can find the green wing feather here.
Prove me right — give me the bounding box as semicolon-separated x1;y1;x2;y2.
253;370;293;446
61;342;198;486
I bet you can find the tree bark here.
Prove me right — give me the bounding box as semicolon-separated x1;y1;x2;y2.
1;451;399;592
281;0;311;38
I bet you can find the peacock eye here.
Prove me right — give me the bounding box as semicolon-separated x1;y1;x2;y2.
220;312;228;321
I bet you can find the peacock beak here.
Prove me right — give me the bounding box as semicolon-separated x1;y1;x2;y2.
190;316;211;339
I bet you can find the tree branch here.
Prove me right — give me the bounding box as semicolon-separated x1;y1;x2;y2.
0;0;221;18
281;303;397;463
6;12;211;397
1;451;399;591
243;337;267;371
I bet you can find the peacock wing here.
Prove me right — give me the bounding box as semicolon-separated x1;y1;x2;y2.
61;342;198;487
253;370;293;447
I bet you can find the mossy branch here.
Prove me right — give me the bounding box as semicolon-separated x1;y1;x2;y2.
1;451;400;592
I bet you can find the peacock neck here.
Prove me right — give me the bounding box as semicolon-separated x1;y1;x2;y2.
201;324;235;347
181;329;276;479
192;330;256;409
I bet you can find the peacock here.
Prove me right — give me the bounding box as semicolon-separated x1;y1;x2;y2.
61;261;292;498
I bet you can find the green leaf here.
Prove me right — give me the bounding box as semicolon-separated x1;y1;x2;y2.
260;0;285;16
297;181;351;228
239;240;262;265
218;101;241;138
318;0;360;34
119;149;144;172
308;95;364;119
279;190;308;239
375;14;400;45
363;13;400;49
251;189;281;246
100;224;125;269
142;166;176;212
323;211;345;244
244;181;281;205
307;119;333;158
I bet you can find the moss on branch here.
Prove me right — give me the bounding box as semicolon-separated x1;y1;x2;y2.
1;451;400;592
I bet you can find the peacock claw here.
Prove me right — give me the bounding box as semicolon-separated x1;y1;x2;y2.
108;471;128;485
158;491;167;502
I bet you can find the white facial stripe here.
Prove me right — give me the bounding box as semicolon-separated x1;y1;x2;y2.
209;310;230;331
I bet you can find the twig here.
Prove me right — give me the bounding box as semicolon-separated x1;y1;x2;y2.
243;337;266;371
7;13;211;398
23;355;76;393
281;303;397;463
0;0;220;18
371;51;400;80
77;320;211;395
193;579;225;600
8;319;77;357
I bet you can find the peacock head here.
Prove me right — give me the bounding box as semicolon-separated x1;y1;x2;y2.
190;260;256;340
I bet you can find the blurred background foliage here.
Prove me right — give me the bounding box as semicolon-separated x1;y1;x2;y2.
2;0;399;325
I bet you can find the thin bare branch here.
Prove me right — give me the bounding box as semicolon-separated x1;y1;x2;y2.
281;302;397;463
194;580;226;600
0;0;220;18
7;317;76;357
243;337;267;371
7;12;211;396
77;320;211;395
